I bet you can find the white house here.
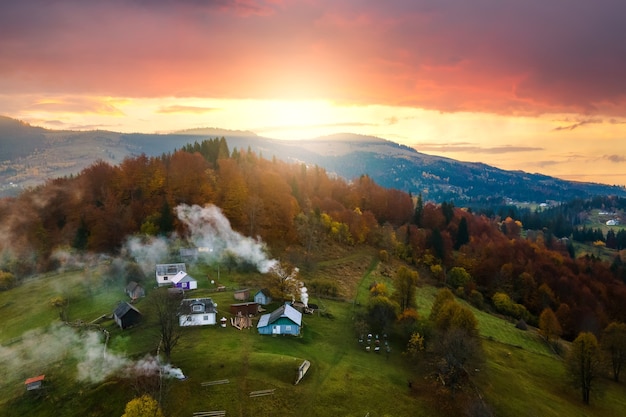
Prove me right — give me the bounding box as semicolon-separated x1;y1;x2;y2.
171;270;198;290
179;298;218;327
155;263;187;287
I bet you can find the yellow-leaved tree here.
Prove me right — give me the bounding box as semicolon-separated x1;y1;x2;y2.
121;395;164;417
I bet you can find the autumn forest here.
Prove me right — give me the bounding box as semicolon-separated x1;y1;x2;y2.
1;138;626;344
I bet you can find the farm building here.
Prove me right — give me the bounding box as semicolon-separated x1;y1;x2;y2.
254;289;272;305
125;281;145;301
113;302;142;329
257;303;302;336
234;288;250;301
155;263;187;287
230;302;259;316
179;298;218;326
170;270;198;290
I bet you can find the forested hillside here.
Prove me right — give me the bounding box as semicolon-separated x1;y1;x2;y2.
1;138;625;342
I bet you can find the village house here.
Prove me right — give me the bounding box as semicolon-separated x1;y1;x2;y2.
170;270;198;290
179;298;218;327
254;288;272;305
155;263;187;287
113;302;142;330
257;303;302;336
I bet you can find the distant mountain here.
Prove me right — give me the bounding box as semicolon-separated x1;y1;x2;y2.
1;115;625;203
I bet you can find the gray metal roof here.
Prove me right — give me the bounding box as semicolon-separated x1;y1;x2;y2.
257;304;302;328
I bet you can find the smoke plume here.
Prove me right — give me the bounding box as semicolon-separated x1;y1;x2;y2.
175;203;278;273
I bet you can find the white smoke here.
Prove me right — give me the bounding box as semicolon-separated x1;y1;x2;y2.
175;204;278;273
123;235;170;276
300;285;309;307
0;324;185;391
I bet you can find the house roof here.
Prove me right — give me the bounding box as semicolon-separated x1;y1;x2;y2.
125;281;141;291
255;288;271;297
25;375;45;385
257;304;302;328
171;270;196;284
179;298;217;315
114;302;141;318
155;263;186;276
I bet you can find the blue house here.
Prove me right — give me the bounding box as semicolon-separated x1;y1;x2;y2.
254;289;272;305
257;304;302;336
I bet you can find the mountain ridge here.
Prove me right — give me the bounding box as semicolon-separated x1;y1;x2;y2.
0;115;624;203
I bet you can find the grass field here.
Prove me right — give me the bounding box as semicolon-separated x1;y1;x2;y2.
2;251;626;416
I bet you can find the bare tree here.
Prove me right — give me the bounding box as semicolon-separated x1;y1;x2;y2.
146;287;182;362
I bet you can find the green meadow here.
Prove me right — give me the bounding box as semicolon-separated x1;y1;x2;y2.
1;253;626;417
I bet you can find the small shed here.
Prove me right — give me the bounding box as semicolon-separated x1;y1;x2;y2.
230;302;259;316
113;302;142;329
125;281;145;301
179;298;218;326
254;289;272;306
171;270;198;290
257;304;302;336
234;288;250;301
25;375;45;391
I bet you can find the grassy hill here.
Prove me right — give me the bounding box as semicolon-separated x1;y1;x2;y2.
1;249;626;416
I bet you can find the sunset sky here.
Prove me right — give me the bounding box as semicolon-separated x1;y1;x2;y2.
1;0;626;186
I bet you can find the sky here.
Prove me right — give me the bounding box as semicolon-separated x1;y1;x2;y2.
1;0;626;186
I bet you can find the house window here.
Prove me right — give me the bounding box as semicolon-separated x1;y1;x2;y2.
285;325;291;331
192;304;204;313
163;276;168;280
203;315;209;321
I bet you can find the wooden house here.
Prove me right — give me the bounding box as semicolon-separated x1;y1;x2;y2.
155;263;187;287
257;304;302;336
113;302;142;329
179;298;217;326
234;288;250;301
171;270;198;290
125;281;145;301
229;302;259;316
254;289;272;305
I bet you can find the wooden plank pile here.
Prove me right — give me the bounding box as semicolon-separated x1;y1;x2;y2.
230;315;253;330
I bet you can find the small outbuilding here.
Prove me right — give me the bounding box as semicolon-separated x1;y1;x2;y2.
257;303;302;336
254;289;272;306
25;375;45;391
113;302;142;330
179;298;218;326
230;302;259;316
125;281;145;301
234;288;250;301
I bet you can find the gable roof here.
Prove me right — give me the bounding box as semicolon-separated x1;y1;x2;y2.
155;263;186;276
171;270;196;284
179;298;217;315
125;281;142;291
255;288;271;297
257;304;302;328
114;302;141;318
